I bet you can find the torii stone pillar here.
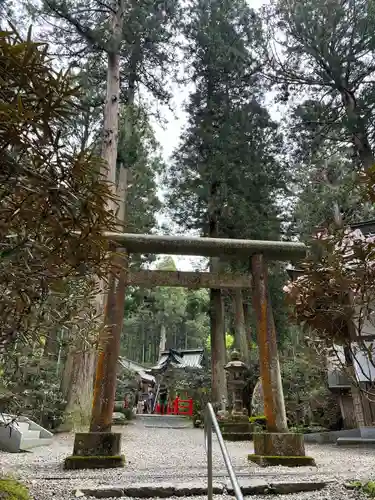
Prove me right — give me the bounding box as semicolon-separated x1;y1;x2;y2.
63;232;312;469
249;254;315;467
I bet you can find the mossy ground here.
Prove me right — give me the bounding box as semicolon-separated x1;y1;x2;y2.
0;478;30;500
347;481;375;497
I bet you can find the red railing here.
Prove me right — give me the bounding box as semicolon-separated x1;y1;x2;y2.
155;397;193;416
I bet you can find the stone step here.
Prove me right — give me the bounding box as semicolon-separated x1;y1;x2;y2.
221;431;252;442
20;437;52;450
22;429;41;440
138;415;192;429
0;414;53;452
337;437;375;446
219;422;251;434
74;479;330;498
14;422;30;433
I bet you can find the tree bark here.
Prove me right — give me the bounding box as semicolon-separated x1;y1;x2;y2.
100;3;124;210
340;89;375;172
243;300;253;346
61;344;96;429
43;329;58;359
210;257;227;404
251;254;288;433
90;169;128;432
90;263;125;432
90;0;126;433
159;324;166;357
233;289;250;366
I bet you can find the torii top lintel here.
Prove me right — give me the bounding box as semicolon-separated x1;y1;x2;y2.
103;232;307;261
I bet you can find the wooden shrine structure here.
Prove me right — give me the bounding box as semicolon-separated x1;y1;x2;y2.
68;232;313;469
95;232;306;431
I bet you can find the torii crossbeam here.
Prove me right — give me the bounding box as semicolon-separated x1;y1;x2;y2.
67;233;312;470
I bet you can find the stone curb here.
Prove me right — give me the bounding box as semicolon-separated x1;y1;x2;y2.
75;480;330;498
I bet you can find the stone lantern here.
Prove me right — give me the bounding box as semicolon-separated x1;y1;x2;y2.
219;350;252;441
225;349;248;418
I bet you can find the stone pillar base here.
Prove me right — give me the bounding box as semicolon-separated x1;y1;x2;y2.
248;433;316;467
64;432;125;470
219;419;252;441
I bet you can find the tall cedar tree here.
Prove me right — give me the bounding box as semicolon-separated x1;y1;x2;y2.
264;0;375;171
166;0;286;402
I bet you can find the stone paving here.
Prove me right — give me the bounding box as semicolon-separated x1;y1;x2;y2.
1;418;375;499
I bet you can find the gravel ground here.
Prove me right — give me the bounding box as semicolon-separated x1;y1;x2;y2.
26;483;369;500
1;420;375;499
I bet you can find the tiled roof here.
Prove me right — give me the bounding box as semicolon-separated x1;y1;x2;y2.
150;348;204;371
118;357;155;383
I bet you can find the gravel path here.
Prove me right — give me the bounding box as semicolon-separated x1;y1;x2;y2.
1;419;375;499
26;484;370;500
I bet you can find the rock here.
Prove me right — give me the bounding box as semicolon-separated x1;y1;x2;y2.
112;412;126;425
79;487;125;497
174;481;223;496
64;455;125;470
123;483;175;498
226;478;268;495
248;454;317;467
65;432;125;470
269;481;329;494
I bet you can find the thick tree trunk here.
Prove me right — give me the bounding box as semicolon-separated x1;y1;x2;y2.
340;89;375;171
345;292;366;428
43;329;58;359
210;257;227;404
90;252;128;432
207;175;227;405
251;254;288;433
61;344;96;430
243;300;253;346
159;324;166;356
90;0;126;433
233;289;250;366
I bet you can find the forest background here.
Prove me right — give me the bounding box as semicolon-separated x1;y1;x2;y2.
1;0;374;432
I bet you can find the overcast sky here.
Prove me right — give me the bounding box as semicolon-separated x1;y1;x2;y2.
152;0;268;162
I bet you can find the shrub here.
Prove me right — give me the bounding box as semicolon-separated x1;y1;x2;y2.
249;415;267;430
0;478;30;500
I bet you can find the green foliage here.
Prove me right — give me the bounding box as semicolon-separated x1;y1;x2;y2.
167;0;285;244
348;481;375;498
0;344;66;430
205;332;234;351
361;482;375;497
0;28;114;349
284;229;375;345
249;416;266;424
122;258;209;364
122;408;134;421
265;0;375;170
31;0;181;119
280;327;341;428
118;106;163;236
0;479;30;500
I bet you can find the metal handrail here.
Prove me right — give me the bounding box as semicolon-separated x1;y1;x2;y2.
204;403;244;500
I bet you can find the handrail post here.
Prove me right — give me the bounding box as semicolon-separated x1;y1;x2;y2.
205;403;244;500
206;407;213;500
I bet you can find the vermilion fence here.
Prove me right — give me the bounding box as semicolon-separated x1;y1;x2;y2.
155;397;193;416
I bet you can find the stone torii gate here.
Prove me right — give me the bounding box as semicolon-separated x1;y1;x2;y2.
65;233;314;470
